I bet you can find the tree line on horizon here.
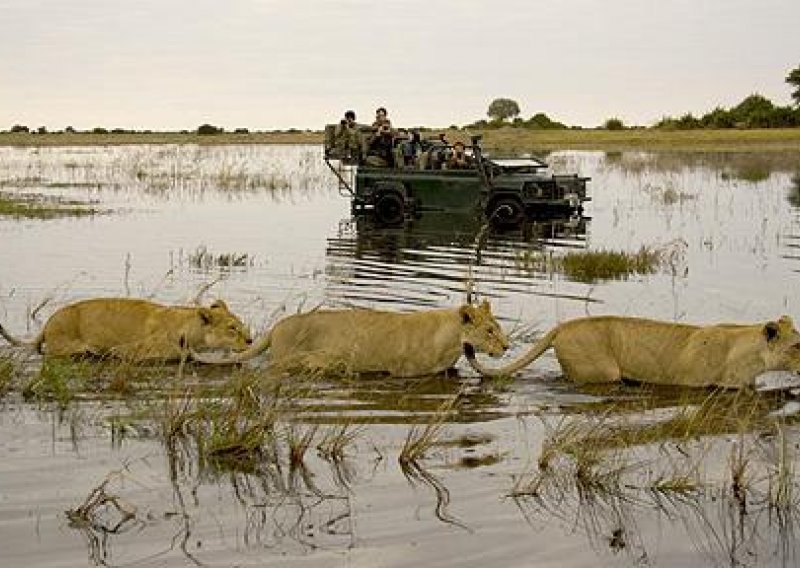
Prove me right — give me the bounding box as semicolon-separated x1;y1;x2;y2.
476;63;800;131
6;64;800;135
2;124;315;135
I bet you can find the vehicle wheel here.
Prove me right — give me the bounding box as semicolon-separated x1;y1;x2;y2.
373;191;405;225
487;197;524;226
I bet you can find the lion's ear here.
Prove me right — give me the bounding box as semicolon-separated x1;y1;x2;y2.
480;300;491;313
460;305;473;324
764;321;780;342
199;307;214;325
210;300;228;312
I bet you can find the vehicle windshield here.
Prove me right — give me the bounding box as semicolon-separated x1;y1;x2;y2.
486;157;548;170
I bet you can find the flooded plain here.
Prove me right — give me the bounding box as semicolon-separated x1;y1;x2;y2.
2;144;800;567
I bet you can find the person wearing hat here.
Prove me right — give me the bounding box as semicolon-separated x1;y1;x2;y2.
446;141;473;170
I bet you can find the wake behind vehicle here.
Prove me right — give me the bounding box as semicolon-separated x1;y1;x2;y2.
324;125;590;227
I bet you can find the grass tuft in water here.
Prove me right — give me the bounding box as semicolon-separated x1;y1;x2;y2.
183;245;253;271
0;192;100;219
399;394;460;465
769;422;796;511
22;358;94;406
317;423;362;463
0;354;21;398
516;245;666;283
560;247;663;283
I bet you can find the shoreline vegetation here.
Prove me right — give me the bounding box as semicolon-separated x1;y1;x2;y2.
1;128;800;153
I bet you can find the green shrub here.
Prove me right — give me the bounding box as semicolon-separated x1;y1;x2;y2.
197;123;223;135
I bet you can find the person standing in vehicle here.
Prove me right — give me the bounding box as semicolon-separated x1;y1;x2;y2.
333;110;362;161
372;107;392;132
364;106;394;167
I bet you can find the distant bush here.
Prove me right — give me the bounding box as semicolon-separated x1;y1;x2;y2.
464;119;489;129
65;126;76;133
655;93;799;129
92;127;108;134
525;113;567;130
10;124;29;133
234;128;249;134
603;118;625;130
700;107;736;129
197;123;223;135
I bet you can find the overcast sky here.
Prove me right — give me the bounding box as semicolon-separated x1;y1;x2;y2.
2;0;799;131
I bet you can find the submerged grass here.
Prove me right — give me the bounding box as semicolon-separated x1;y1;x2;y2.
22;358;95;406
399;394;461;465
516;245;664;283
0;353;21;398
561;247;663;283
0;192;101;219
517;388;795;501
559;389;771;453
183;245;253;271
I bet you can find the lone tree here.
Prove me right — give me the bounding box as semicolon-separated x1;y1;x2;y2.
787;63;800;106
487;98;521;122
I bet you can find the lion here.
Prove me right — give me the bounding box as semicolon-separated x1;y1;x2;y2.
0;298;252;362
191;301;509;377
464;315;800;389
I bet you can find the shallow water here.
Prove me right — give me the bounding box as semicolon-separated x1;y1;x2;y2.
2;145;800;567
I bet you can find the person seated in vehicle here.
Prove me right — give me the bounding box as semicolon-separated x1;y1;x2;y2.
421;135;449;170
332;110;362;162
445;141;473;170
402;130;424;168
365;122;395;167
392;128;409;169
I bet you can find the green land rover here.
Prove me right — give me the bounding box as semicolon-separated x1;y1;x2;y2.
324;126;590;227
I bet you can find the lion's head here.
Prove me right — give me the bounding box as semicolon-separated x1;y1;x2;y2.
766;315;800;372
196;300;252;352
460;300;509;357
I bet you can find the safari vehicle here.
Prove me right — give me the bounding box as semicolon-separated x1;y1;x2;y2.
324;126;590;227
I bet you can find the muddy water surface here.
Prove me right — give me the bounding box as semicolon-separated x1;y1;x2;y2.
2;145;800;567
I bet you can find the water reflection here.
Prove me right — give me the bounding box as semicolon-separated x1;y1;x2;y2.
593;150;800;181
325;211;589;309
788;174;800;208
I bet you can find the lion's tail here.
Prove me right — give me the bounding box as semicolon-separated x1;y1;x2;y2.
0;322;44;353
191;328;272;365
464;326;558;377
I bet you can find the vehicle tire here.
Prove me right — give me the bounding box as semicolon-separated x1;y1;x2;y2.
373;191;405;225
487;197;524;227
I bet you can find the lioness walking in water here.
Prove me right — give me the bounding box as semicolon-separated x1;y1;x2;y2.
465;315;800;389
193;301;509;377
0;298;252;362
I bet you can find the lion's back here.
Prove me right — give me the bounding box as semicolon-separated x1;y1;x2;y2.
270;309;395;357
43;298;171;350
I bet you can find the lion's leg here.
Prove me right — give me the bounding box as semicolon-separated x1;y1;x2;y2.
558;353;622;383
44;339;96;358
177;336;188;379
111;336;180;362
